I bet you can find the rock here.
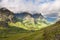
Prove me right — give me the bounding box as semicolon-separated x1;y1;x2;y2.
0;7;14;22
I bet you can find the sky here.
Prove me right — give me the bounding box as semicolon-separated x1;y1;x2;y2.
0;0;60;21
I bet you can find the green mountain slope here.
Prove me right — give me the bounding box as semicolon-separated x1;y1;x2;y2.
0;21;60;40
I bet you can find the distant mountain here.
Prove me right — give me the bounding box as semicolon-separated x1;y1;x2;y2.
14;12;34;23
33;13;44;19
14;12;44;19
32;13;47;24
14;12;46;22
13;12;49;30
14;12;32;19
14;12;57;24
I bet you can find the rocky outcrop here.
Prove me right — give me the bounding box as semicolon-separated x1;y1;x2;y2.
0;8;14;22
0;8;14;27
22;12;34;22
33;13;44;19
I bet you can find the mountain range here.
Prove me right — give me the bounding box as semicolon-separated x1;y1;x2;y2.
0;8;51;30
13;12;50;30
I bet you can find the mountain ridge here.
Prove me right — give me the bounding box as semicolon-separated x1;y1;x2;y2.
0;8;50;30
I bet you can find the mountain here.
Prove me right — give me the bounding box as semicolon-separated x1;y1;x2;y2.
14;12;32;19
0;7;50;30
32;13;48;24
0;8;14;28
14;12;44;20
14;12;47;24
33;13;44;19
13;12;49;30
0;7;14;22
14;12;33;22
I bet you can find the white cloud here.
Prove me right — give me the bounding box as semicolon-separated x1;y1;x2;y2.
38;0;60;14
0;0;60;18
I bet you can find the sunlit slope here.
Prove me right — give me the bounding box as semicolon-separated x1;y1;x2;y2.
13;12;50;30
8;20;49;30
8;17;50;30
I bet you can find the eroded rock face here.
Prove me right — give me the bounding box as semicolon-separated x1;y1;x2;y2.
33;13;44;19
0;8;14;27
0;8;14;22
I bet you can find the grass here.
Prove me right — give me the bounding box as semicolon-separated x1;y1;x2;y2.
8;21;48;30
0;21;60;40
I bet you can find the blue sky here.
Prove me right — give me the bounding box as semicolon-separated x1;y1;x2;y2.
24;0;55;3
0;0;60;22
23;0;55;5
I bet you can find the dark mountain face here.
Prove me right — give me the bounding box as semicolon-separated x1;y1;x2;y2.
0;8;15;27
14;12;44;19
56;20;60;24
14;12;32;19
14;12;45;23
0;8;14;15
0;7;14;22
32;13;44;19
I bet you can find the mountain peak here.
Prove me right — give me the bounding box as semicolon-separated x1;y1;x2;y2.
0;7;9;12
0;7;14;15
21;12;32;17
33;13;44;19
0;7;14;22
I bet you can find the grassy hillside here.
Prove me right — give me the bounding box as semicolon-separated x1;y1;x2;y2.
0;21;60;40
8;20;49;30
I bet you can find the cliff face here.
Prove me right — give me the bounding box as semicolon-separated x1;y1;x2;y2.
0;8;14;22
33;13;44;19
0;8;14;27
